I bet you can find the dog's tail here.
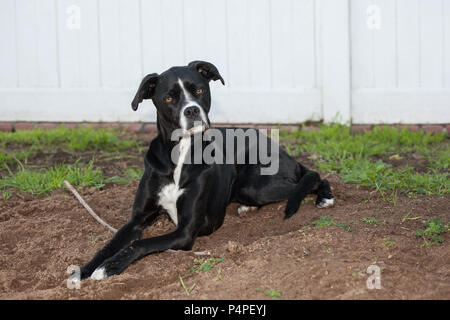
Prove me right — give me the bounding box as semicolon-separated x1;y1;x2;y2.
284;170;320;219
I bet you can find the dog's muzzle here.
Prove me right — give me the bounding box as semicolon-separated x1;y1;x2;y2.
181;105;210;135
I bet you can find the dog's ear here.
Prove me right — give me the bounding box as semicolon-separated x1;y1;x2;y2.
188;61;225;85
131;73;159;111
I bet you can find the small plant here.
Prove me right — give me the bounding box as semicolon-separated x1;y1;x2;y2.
382;237;394;247
2;191;11;200
264;288;282;300
311;215;351;232
362;217;385;226
89;232;104;244
190;256;225;273
415;218;448;247
179;275;196;296
402;211;422;222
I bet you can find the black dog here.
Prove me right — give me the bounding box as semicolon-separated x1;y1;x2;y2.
76;61;334;280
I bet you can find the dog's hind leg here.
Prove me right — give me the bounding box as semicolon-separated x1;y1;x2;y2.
284;170;321;219
237;205;258;215
313;179;334;208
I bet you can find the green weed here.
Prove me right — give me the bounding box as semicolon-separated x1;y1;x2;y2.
189;257;225;273
361;217;385;226
382;237;394;247
415;218;448;247
264;288;282;300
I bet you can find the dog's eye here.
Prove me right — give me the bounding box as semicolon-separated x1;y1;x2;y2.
196;89;203;95
165;97;173;103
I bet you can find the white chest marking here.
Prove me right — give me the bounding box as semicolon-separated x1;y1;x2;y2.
157;137;191;226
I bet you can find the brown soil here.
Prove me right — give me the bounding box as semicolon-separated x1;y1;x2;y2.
1;175;449;300
0;133;449;300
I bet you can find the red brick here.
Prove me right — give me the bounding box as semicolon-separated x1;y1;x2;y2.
235;124;255;128
87;123;99;129
421;125;444;134
0;122;14;132
255;124;273;129
98;123;120;129
212;123;231;128
406;125;420;132
125;123;143;133
445;124;450;135
350;125;372;134
88;123;103;129
37;122;59;130
280;125;300;132
61;123;79;129
15;122;35;130
303;126;319;133
142;123;157;133
77;123;93;128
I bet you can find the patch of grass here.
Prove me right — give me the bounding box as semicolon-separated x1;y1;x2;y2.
0;161;104;195
0;127;145;196
189;256;225;273
415;218;448;247
311;215;351;232
279;124;449;199
0;127;140;171
0;126;138;151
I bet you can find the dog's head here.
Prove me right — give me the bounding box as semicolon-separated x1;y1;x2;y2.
131;61;225;135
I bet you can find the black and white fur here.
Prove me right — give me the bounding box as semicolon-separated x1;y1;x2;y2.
75;61;334;280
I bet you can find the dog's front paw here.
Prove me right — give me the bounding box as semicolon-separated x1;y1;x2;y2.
91;266;108;280
90;247;137;280
90;259;123;280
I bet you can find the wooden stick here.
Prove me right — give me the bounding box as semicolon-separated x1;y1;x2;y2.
63;180;117;233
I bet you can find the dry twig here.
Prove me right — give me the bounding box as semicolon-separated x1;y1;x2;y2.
63;180;117;233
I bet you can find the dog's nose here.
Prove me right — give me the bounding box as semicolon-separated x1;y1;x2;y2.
184;106;200;118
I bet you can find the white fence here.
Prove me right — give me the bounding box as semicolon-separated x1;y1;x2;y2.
0;0;449;124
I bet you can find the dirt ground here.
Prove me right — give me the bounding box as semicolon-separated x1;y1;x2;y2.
0;140;449;300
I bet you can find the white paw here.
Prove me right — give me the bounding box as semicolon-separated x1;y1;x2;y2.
316;198;334;208
237;205;257;215
91;267;107;280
